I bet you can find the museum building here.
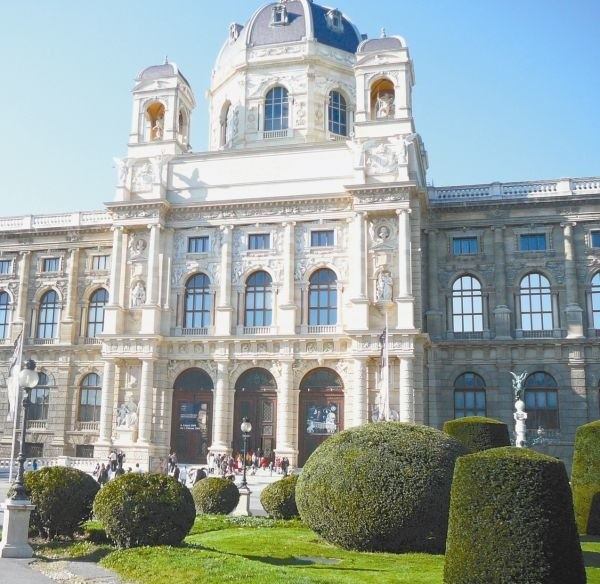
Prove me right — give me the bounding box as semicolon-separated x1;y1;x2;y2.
1;0;599;470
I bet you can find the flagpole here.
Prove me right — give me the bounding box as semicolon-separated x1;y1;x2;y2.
8;327;25;483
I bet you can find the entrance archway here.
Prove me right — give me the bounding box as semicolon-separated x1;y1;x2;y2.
233;368;277;457
298;367;344;466
171;368;213;464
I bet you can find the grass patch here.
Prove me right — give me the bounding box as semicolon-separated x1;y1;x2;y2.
31;517;600;583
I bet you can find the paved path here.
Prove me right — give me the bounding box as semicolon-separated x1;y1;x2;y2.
0;468;283;583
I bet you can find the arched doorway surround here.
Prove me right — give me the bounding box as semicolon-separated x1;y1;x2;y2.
171;368;213;464
298;367;344;466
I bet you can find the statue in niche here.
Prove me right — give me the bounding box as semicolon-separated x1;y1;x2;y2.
376;92;395;119
130;281;146;307
152;117;164;140
376;270;393;302
116;391;138;429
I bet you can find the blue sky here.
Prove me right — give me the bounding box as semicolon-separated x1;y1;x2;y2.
2;1;598;216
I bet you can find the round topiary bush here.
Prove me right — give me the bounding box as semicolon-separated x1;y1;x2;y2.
295;422;469;553
260;474;299;519
12;466;100;539
192;477;240;515
571;419;600;535
443;416;511;453
444;447;586;584
93;473;195;548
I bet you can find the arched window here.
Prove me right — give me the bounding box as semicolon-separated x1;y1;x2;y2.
79;373;102;422
591;273;600;329
520;273;553;332
37;290;59;339
264;86;289;131
308;268;337;326
453;372;486;418
184;274;211;329
328;90;347;136
0;290;9;340
30;372;51;421
245;271;272;327
220;102;231;147
452;275;483;333
524;372;559;430
87;288;108;338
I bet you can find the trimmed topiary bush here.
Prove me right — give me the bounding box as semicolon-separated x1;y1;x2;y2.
260;474;299;519
295;422;469;553
12;466;100;539
443;416;511;453
93;473;195;548
571;419;600;535
444;447;585;584
192;477;240;515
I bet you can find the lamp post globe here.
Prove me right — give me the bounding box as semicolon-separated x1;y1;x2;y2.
12;360;39;500
240;417;252;489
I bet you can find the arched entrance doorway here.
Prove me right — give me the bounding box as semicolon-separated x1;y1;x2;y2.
171;368;213;464
298;367;344;466
233;368;277;458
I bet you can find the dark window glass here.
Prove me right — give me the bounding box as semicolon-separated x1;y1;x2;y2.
245;271;272;327
0;291;8;339
184;273;211;328
43;257;60;272
79;373;102;422
452;276;483;333
524;372;559;429
37;290;59;339
308;269;337;325
520;233;547;251
188;236;210;253
453;237;478;255
453;372;486;418
592;273;600;329
265;87;289;131
248;234;270;250
29;372;50;421
520;273;553;331
87;288;108;338
91;255;110;270
592;231;600;248
311;230;334;247
0;259;12;274
328;91;347;136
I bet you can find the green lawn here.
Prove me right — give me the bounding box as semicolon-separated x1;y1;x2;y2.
32;518;600;584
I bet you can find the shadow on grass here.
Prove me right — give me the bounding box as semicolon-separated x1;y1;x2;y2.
581;536;600;568
33;541;115;564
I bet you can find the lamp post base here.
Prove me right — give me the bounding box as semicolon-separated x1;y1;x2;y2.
232;486;252;516
0;498;36;558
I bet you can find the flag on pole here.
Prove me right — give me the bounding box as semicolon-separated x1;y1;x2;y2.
6;332;23;422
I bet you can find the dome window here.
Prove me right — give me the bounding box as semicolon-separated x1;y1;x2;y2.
271;4;288;26
326;9;344;33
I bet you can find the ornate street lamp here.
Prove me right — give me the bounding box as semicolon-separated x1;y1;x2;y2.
240;417;252;490
12;360;39;500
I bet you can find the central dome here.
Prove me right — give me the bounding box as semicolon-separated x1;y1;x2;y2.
247;0;362;53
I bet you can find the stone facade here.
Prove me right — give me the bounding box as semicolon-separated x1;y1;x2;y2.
0;1;598;471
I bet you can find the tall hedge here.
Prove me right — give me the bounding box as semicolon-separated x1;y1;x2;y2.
571;419;600;534
14;466;100;539
191;477;240;515
296;422;468;553
443;416;510;453
444;447;585;584
93;473;195;548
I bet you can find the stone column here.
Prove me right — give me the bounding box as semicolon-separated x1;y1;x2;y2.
349;212;369;329
563;222;584;338
279;222;296;334
396;208;414;329
399;357;414;422
275;360;296;456
15;251;31;324
59;249;80;342
491;226;512;339
137;359;154;444
98;360;116;444
146;224;161;306
211;361;231;452
425;230;443;337
103;227;125;334
351;358;368;427
215;226;233;335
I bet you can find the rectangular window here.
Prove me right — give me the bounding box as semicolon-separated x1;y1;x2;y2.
91;255;110;270
188;236;210;253
0;259;12;274
311;230;334;247
248;233;270;250
42;257;60;272
591;231;600;248
453;237;478;255
519;234;547;251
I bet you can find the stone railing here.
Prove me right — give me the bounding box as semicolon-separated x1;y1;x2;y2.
428;177;600;204
0;210;112;232
0;456;98;474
